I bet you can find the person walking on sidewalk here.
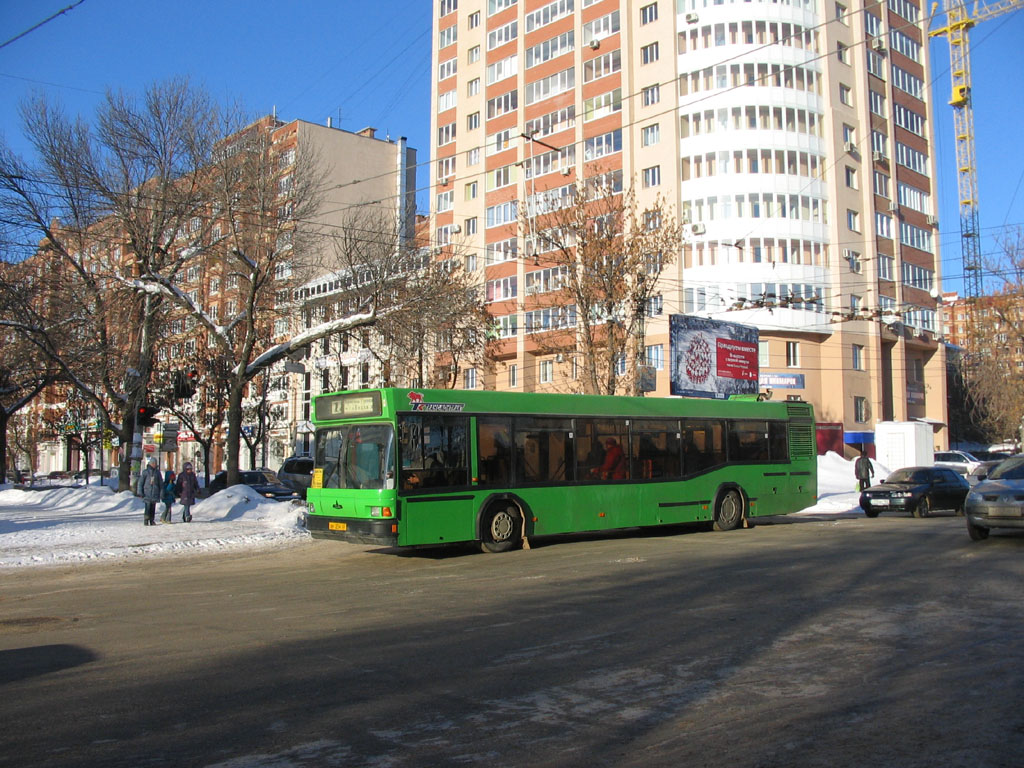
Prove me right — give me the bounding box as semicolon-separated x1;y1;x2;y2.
855;450;875;492
160;469;177;523
174;462;199;522
137;457;162;526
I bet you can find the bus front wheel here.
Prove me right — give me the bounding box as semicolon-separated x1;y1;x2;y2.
480;503;522;553
713;489;744;532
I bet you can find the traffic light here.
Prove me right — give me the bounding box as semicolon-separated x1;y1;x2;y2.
137;405;161;427
172;369;198;400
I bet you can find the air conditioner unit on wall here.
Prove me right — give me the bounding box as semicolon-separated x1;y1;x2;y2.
690;222;706;235
685;12;699;24
872;150;885;162
888;201;899;213
872;38;886;52
589;38;601;50
926;215;938;226
844;141;857;154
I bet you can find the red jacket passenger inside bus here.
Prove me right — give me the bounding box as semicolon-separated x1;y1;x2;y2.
596;438;627;480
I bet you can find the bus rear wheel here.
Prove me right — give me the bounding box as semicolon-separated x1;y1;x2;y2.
480;503;521;553
713;489;744;532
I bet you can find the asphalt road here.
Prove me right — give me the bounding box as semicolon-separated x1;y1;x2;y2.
1;512;1022;768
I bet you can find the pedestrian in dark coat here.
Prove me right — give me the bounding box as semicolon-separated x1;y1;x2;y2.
855;450;875;492
174;462;199;522
137;457;162;526
160;470;177;523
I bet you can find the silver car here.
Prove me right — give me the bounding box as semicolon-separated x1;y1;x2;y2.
965;456;1024;540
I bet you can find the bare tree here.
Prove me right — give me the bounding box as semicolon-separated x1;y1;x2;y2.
525;174;681;395
960;229;1024;446
0;78;222;491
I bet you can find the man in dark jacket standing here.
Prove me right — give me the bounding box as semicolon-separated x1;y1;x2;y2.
137;457;162;526
855;450;875;492
175;462;199;522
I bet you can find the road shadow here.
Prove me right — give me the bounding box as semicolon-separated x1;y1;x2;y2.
0;643;98;685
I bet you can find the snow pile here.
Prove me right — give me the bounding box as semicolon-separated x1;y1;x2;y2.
0;482;307;568
0;453;872;569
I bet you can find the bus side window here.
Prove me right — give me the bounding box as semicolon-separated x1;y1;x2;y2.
478;418;513;487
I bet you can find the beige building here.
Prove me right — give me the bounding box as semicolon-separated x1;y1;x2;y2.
430;0;948;453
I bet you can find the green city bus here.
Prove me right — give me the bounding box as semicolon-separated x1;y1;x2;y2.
304;387;816;552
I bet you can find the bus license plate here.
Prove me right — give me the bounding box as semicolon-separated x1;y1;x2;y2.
329;522;347;531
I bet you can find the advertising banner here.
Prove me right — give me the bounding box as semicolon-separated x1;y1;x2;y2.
759;372;806;389
670;315;759;399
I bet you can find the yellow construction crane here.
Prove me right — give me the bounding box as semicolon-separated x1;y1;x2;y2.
930;0;1024;299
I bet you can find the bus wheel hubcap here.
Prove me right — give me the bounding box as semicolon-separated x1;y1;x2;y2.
491;510;515;541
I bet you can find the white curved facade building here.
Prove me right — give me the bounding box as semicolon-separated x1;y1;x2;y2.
431;0;949;453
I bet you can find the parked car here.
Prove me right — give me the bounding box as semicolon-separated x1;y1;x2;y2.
206;469;300;501
860;466;970;518
277;456;314;497
965;456;1024;540
966;453;1013;485
933;450;983;476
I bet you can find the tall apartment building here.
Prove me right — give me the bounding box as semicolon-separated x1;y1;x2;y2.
431;0;949;454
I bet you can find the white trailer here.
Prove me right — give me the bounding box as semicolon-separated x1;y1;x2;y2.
874;421;934;472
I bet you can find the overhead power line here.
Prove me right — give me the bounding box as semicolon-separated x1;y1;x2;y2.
0;1;87;52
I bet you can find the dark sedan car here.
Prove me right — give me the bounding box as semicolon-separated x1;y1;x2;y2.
207;470;300;501
965;456;1024;540
859;466;970;518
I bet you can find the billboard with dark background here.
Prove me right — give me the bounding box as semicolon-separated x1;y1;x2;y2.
670;315;759;399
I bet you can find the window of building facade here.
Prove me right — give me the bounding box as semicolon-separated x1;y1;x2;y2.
539;359;553;384
640;42;659;64
852;344;864;370
640;3;658;24
854;396;868;423
786;341;800;367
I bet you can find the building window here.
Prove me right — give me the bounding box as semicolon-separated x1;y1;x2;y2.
645;344;664;370
839;83;852;106
642;165;661;187
641;123;660;146
465;217;478;235
468;45;480;63
464;368;478;390
439;25;458;49
467;78;480;97
786;341;800;368
847;209;860;232
640;42;659;64
468;10;480;28
845;166;857;189
640;3;658;24
539;359;553;384
509;363;518;388
642;84;660;106
465;181;478;200
852;344;864;370
467;112;480;130
758;341;770;367
854;396;868;423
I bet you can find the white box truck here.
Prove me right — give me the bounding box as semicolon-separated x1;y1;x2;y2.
874;421;934;472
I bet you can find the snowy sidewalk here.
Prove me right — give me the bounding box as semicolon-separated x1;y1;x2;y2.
0;482;308;569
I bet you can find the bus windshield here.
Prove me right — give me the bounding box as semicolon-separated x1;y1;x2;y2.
315;424;395;490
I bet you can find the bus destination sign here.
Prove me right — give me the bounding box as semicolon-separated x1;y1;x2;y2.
315;392;382;421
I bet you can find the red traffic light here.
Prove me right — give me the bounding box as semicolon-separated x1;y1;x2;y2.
137;405;161;426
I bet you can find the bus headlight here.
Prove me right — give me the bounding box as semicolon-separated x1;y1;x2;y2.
370;506;393;518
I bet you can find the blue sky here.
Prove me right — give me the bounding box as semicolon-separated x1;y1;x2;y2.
1;1;1022;293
